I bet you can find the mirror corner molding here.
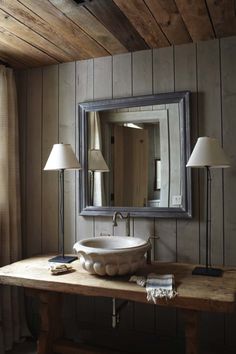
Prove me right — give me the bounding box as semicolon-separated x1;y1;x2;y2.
78;91;192;219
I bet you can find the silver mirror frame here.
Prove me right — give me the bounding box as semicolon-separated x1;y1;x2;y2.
78;91;192;218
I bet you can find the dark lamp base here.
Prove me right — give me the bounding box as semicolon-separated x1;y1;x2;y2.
48;255;78;263
192;266;223;277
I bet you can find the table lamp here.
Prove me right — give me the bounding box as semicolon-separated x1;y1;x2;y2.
44;143;81;263
186;137;230;276
88;149;109;205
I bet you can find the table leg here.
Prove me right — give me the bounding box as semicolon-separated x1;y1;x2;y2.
183;309;199;354
37;291;63;354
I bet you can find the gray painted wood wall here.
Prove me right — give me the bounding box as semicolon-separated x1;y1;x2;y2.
16;36;236;352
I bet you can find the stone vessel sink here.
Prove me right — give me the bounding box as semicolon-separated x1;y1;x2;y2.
73;236;151;276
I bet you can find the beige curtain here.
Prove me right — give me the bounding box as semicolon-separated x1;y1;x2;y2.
0;66;28;351
88;111;106;206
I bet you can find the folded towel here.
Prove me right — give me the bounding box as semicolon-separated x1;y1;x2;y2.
146;273;177;303
129;273;177;303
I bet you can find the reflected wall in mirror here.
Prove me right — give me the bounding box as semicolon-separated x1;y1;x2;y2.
79;92;192;218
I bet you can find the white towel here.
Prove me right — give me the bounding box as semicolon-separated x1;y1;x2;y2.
129;273;177;303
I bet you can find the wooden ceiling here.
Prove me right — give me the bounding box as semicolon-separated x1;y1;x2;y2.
0;0;236;69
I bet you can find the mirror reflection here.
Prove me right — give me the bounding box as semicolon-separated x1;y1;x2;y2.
79;91;191;218
87;102;182;208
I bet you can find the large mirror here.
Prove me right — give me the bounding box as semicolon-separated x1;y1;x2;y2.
78;91;192;218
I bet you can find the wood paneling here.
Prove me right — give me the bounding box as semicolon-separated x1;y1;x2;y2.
17;37;236;353
59;62;77;252
197;39;223;267
174;44;199;339
0;8;70;62
1;0;236;68
175;42;199;264
113;0;169;48
111;51;134;331
153;46;175;262
85;0;148;52
0;25;57;66
42;65;59;253
19;0;108;58
75;59;95;324
175;0;215;41
153;46;174;94
131;48;156;336
0;27;55;67
0;0;77;61
145;0;191;45
25;68;43;256
0;48;25;69
75;59;94;240
15;70;28;258
131;49;153;240
220;38;236;349
50;0;127;55
113;126;148;207
113;53;132;98
94;56;112;101
207;0;236;38
132;49;153;95
221;37;236;267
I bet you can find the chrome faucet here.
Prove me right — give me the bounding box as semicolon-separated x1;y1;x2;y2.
112;211;130;236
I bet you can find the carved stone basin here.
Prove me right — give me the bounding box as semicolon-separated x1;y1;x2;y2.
73;236;151;276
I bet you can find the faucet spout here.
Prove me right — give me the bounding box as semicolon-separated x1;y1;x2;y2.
112;211;121;227
112;211;130;236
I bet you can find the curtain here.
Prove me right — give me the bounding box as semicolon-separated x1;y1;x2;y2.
88;111;106;206
0;66;28;351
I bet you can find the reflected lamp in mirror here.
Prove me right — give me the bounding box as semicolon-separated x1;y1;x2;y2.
88;149;109;206
187;137;230;276
88;149;109;172
154;159;161;191
44;143;81;263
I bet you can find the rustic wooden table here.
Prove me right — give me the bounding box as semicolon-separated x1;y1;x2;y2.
0;256;235;354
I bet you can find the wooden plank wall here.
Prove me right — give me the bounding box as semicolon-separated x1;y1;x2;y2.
16;36;236;353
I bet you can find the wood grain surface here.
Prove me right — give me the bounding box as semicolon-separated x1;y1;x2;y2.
0;256;236;314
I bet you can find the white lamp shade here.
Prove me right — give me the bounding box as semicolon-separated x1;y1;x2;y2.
88;149;109;172
44;144;81;170
186;137;230;168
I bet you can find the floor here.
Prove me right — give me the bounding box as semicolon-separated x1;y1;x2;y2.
6;337;236;354
7;341;236;354
7;340;36;354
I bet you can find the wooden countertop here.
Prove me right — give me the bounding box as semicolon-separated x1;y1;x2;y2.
0;255;235;313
